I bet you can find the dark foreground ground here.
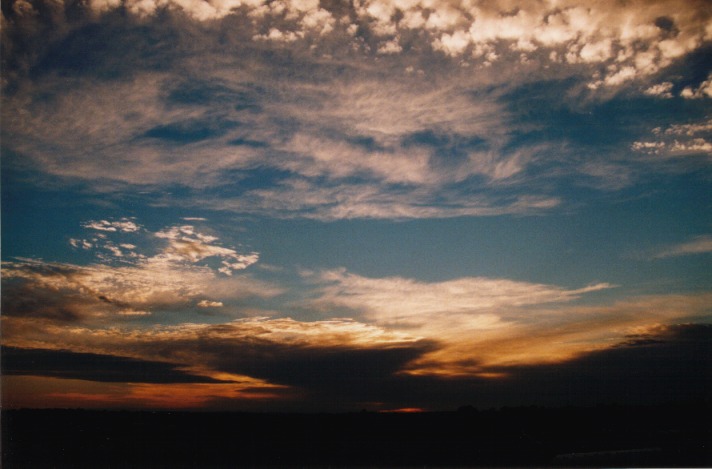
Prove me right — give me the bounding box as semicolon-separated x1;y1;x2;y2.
3;403;711;467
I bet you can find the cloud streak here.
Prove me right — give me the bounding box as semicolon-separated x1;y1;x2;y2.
306;268;613;323
654;235;712;258
1;346;223;383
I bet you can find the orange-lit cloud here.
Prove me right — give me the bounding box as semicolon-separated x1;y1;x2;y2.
2;375;289;410
303;270;712;375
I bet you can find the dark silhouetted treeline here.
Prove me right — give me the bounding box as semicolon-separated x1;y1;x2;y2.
3;402;711;467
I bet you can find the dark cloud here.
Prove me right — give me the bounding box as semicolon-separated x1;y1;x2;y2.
116;323;710;411
2;276;95;322
208;341;436;393
1;346;223;383
460;323;712;409
204;323;712;410
2;316;710;411
0;262;144;322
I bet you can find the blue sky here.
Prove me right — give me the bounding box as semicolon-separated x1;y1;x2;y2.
2;0;711;411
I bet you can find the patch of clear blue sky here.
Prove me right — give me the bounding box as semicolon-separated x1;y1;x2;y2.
243;174;710;296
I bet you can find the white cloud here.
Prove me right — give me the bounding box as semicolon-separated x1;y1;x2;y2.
654;235;712;258
681;73;712;99
662;120;712;136
152;225;258;274
670;138;712;154
279;133;433;185
434;30;471;56
199;179;560;220
602;66;637;87
300;7;335;35
577;39;613;63
118;0;246;20
218;255;260;276
338;0;707;88
105;244;124;258
424;6;462;31
88;0;121;14
70;238;93;249
306;268;613;325
2;250;276;322
82;219;141;233
253;28;302;42
632;118;712;158
644;82;674;98
377;39;402;54
197;300;224;308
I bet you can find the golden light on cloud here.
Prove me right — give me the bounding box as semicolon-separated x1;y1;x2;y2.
4;288;710;387
125;383;289;409
2;376;291;410
402;292;712;377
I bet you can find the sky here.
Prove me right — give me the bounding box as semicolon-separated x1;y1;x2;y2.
1;0;711;412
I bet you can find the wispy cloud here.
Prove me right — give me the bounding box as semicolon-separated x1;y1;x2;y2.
3;0;709;220
2;375;288;410
198;179;561;220
654;235;712;258
305;268;613;324
2;219;275;321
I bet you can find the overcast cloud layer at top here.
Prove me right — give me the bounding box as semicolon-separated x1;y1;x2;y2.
2;0;711;220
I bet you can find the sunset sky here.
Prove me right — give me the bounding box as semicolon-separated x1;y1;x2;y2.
2;0;711;412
